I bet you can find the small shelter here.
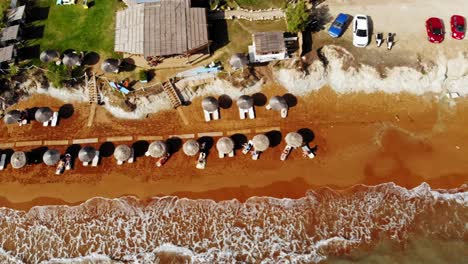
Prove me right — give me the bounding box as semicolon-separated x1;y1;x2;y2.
78;146;96;165
62;52;81;67
0;45;16;64
146;141;168;158
248;32;287;63
101;58;120;73
3;109;21;124
229;53;247;70
43;149;61;166
40;50;60;63
202;96;219;122
114;144;132;164
183;139;200;156
266;96;288;118
216;137;235;158
0;25;21;45
35;107;53;123
285;132;303;148
236;95;255;120
7;5;26;25
10;151;26;169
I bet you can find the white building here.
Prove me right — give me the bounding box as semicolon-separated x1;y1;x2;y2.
248;31;287;63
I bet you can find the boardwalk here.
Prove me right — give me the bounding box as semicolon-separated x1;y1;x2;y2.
208;9;285;21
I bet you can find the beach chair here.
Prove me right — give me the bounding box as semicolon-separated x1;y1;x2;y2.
228;150;234;157
248;107;255;119
145;151;150;156
20;119;27;126
218;152;225;158
239;108;246;119
91;151;100;167
82;161;89;166
265;104;272;110
212;109;220;120
0;154;6;170
51;112;59;127
117;160;123;165
204;110;211;122
127;148;134;163
280;108;288;118
43;120;49;126
65;154;72;170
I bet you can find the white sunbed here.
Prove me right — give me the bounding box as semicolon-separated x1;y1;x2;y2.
127;149;134;163
0;154;6;170
280;108;288;118
43;120;49;126
218;152;225;159
20;119;27;126
204;110;211;122
265;104;272;110
51;112;59;127
212;109;220;120
91;151;100;167
117;160;123;165
145;151;150;157
248;107;255;119
239;108;247;119
228;150;234;157
82;161;89;166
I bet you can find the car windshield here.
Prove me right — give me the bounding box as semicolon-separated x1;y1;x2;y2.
356;29;367;37
456;24;465;32
332;21;343;28
432;28;442;35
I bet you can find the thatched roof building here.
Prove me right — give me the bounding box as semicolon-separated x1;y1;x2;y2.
182;139;199;156
114;144;132;162
0;45;15;63
202;96;219;112
35;107;53;123
10;151;26;169
7;5;25;24
43;149;61;166
285;132;303;148
79;146;96;163
147;140;167;158
0;25;20;43
252;134;270;152
216;137;234;154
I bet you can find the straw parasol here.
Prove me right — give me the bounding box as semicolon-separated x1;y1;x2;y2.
202;96;219;112
216;137;234;154
147;141;167;158
40;50;60;63
285;132;303;148
269;96;288;111
252;134;270;152
43;149;60;166
10;151;26;169
101;58;120;73
62;52;81;67
237;95;254;110
114;144;132;162
229;53;247;69
3;110;21;124
182;139;200;156
34;107;53;123
78;146;96;163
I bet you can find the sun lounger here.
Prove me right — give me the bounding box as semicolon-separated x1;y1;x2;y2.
265;104;272;110
248;107;255;119
0;154;6;170
239;108;246;119
218;152;225;158
117;160;123;165
228;150;234;157
43;120;49;127
91;151;100;167
83;161;89;166
51;112;59;127
145;151;150;156
20;119;27;126
280;108;288;118
204;110;211;122
212;110;220;120
127;149;134;163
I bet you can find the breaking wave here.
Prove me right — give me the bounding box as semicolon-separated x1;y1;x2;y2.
0;183;466;263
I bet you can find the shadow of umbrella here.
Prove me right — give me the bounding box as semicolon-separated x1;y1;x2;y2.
265;130;283;147
27;146;49;164
166;137;183;154
230;134;247;150
82;51;100;65
99;142;115;158
252;92;267;106
131;141;149;158
297;128;315;144
218;94;232;109
59;104;74;119
283;93;298;108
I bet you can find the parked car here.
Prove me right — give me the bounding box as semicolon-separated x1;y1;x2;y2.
352;15;369;47
328;13;350;38
450;15;466;40
426;17;445;43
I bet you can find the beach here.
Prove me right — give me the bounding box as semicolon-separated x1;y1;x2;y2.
0;0;467;262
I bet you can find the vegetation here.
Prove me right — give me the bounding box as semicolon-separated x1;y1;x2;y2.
138;70;147;81
285;0;310;33
28;0;125;58
233;0;287;10
0;0;9;26
45;63;68;87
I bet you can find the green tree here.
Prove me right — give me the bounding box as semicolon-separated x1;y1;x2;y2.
45;63;69;88
286;0;310;33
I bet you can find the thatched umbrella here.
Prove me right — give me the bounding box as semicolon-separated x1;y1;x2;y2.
114;144;132;162
183;140;199;156
216;137;234;154
285;132;303;148
252;134;270;152
229;53;247;69
202;96;219;112
62;52;81;67
101;58;120;73
237;95;254;110
34;107;53;123
3;110;21;124
43;149;60;166
269;96;288;111
78;146;96;163
10;151;26;169
147;141;167;158
40;50;60;63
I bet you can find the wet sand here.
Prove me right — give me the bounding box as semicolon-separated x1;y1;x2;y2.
1;84;467;210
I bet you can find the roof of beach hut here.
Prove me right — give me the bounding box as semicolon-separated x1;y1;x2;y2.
101;58;120;73
269;96;288;111
252;134;270;152
35;107;53;123
201;96;219;112
229;53;247;69
78;146;96;163
114;144;132;162
285;132;303;148
43;149;60;166
236;95;254;110
40;50;60;63
3;109;21;124
62;52;81;67
147;141;167;158
10;151;26;169
216;137;234;154
182;139;200;156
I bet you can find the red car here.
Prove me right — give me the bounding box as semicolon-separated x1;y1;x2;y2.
426;17;444;43
450;15;465;40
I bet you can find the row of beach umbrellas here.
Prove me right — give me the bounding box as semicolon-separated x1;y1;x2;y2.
40;49;120;73
5;132;305;169
202;95;288;112
3;107;53;124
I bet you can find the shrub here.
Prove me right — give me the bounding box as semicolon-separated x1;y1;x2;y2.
286;0;310;33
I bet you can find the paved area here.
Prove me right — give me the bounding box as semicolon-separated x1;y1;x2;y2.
208;9;285;21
